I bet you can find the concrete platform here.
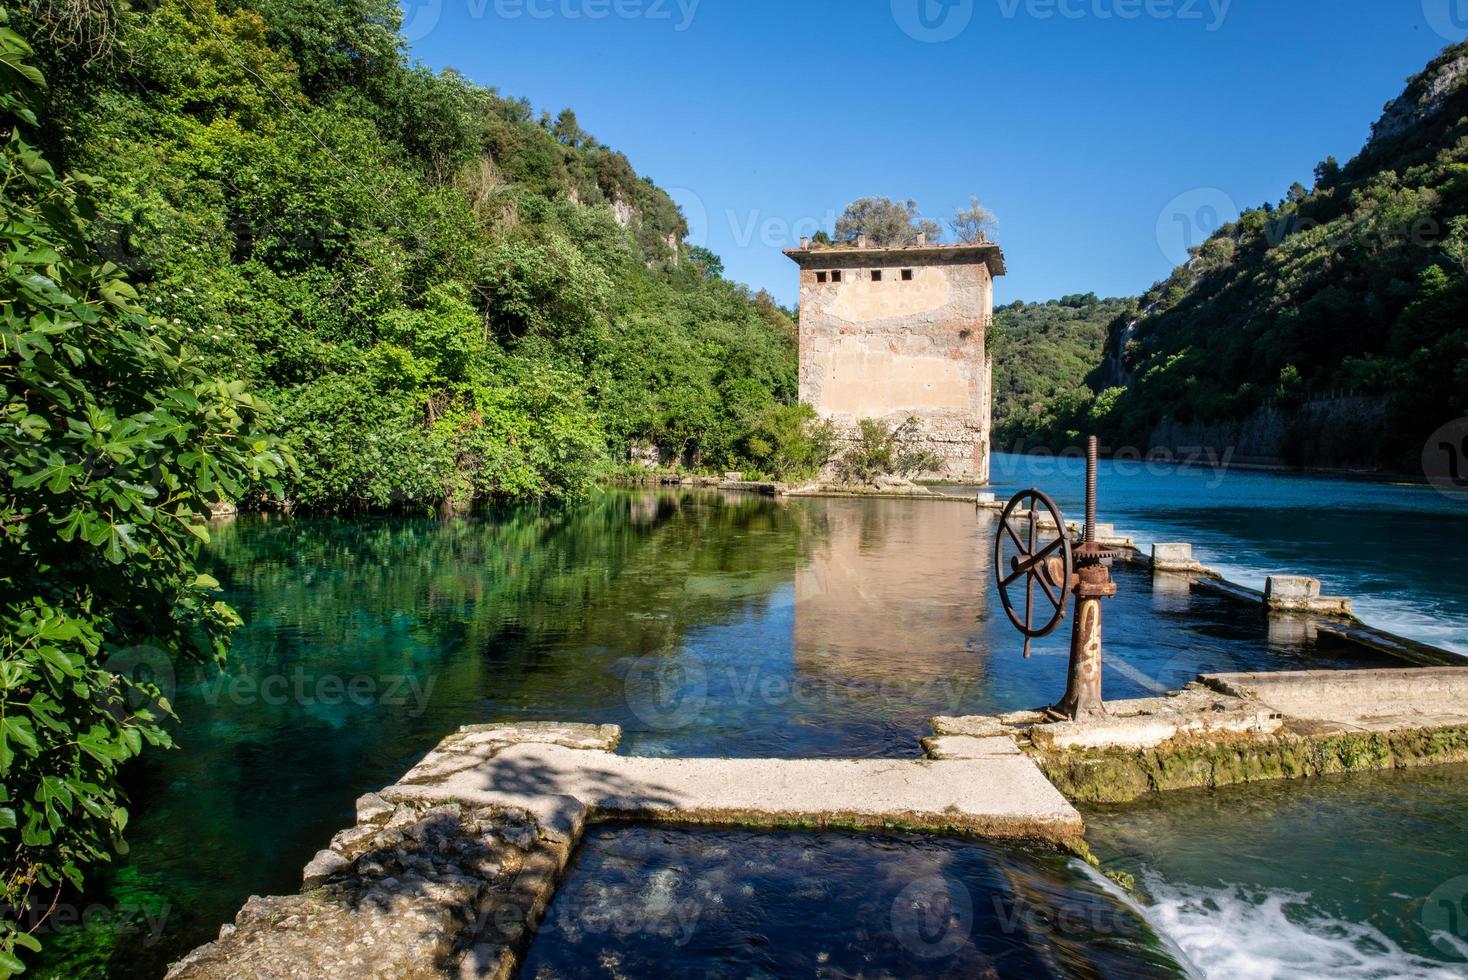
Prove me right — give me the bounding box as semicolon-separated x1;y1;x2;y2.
383;724;1084;846
1204;667;1468;732
937;668;1468;803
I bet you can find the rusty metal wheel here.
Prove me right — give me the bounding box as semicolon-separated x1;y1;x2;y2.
993;489;1074;648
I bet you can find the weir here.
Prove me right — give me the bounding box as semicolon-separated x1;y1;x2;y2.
166;463;1468;978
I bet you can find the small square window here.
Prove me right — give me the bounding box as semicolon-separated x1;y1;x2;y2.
902;269;914;281
871;270;883;282
832;270;843;283
816;271;828;283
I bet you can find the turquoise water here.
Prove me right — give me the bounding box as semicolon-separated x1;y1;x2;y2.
26;481;1467;977
978;451;1468;655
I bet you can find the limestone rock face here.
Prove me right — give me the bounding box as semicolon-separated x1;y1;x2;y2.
1369;50;1468;150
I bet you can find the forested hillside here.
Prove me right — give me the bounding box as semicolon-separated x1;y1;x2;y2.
989;294;1134;450
23;0;797;512
1078;41;1468;469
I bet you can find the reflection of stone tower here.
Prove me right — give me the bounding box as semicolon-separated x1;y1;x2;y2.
785;238;1006;483
794;499;989;684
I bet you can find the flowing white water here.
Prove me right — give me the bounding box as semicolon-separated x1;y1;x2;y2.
1136;873;1464;980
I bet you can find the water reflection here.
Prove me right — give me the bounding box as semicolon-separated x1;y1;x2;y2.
794;500;990;685
37;491;1405;977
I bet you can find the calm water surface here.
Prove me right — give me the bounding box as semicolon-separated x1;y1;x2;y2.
31;484;1467;977
980;451;1468;655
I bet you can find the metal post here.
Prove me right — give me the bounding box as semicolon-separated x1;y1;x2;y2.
1049;436;1112;721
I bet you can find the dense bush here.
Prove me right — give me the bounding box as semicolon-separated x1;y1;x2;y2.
738;403;837;482
836;417;942;485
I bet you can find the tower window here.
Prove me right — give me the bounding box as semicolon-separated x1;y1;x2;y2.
871;270;883;282
902;269;914;281
832;270;843;283
816;271;828;283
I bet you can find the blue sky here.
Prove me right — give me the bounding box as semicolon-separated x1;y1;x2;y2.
406;0;1467;307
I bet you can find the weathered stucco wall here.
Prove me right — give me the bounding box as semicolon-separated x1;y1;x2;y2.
795;252;995;482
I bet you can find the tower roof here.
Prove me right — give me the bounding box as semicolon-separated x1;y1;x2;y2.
783;241;1006;277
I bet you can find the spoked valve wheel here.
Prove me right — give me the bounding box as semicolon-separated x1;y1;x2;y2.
993;489;1074;657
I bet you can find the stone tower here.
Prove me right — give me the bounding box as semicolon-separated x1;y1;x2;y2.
784;238;1006;483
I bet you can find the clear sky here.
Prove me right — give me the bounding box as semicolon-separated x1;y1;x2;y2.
405;0;1467;307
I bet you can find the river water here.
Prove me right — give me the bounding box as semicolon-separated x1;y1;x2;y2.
981;451;1468;656
33;477;1468;977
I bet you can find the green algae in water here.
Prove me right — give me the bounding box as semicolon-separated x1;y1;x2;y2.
522;825;1190;979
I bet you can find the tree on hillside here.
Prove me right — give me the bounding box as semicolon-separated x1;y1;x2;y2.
552;108;586;148
950;195;998;242
834;197;941;246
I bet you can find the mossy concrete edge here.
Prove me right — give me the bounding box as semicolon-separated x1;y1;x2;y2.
1032;724;1468;804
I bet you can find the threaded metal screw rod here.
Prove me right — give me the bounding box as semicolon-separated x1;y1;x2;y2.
1085;435;1098;544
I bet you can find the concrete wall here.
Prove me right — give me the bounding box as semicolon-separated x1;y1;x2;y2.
797;254;993;483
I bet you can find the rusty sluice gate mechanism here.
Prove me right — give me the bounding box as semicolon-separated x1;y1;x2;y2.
993;436;1117;721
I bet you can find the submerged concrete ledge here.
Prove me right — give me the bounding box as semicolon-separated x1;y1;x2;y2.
169;722;1082;979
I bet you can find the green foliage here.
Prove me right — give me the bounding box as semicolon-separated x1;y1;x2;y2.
738;403;836;482
833;197;941;245
0;16;286;971
990;294;1135;450
30;0;795;513
836;417;942;484
1079;40;1468;467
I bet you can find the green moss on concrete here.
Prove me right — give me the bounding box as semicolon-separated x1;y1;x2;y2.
1036;725;1468;803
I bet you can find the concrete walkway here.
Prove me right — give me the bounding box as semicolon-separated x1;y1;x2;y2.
381;724;1084;846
